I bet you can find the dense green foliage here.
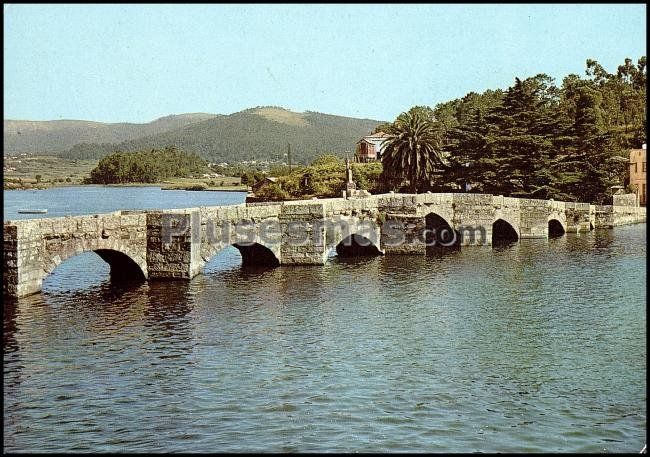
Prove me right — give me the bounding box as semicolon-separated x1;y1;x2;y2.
56;107;383;164
382;57;646;204
87;147;208;184
379;107;447;193
254;154;383;201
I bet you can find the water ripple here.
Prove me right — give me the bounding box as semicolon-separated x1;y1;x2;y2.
3;224;646;452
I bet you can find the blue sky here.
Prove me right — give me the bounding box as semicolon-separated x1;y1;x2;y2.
3;4;646;123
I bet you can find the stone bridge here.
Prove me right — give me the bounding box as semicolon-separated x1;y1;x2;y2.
4;192;646;297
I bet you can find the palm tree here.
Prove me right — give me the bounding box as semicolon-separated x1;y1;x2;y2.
380;108;446;193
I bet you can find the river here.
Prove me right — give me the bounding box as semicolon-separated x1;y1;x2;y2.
3;186;646;452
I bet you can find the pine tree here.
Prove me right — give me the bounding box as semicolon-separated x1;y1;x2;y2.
484;75;560;199
443;109;499;193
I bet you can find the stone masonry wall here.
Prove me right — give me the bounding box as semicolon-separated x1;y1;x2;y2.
517;199;550;238
198;203;282;266
594;205;646;227
381;214;426;254
3;225;18;297
146;211;197;279
279;202;328;264
450;194;495;245
3;192;646;298
4;211;148;297
564;202;593;232
613;193;639;207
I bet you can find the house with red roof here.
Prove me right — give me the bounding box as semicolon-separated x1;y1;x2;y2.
355;131;390;163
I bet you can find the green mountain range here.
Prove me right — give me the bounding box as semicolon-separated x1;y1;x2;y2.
4;107;384;164
4;113;219;155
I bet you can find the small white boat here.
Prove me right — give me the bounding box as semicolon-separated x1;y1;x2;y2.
17;209;48;214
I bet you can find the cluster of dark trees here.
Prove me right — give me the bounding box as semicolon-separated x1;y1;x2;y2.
86;147;207;184
379;57;646;204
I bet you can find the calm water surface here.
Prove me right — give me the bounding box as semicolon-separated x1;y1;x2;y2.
3;187;646;452
3;185;245;221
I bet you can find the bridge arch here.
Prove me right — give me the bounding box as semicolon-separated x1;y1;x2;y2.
334;233;383;257
424;212;460;251
43;241;147;285
492;218;519;246
233;242;280;266
202;242;280;269
548;218;566;237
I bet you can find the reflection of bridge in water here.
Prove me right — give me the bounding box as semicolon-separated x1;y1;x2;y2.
4;192;646;298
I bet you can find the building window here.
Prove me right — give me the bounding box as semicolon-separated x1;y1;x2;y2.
633;163;638;173
643;162;647;172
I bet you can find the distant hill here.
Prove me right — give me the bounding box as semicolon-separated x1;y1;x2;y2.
3;113;220;155
5;107;385;164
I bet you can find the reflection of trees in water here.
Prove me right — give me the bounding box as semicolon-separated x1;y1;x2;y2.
557;229;614;254
200;246;298;311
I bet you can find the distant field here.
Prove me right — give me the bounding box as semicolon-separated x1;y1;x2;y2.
3;156;98;189
3;155;247;191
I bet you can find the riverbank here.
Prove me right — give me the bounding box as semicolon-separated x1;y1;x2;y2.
155;177;246;191
103;181;247;192
3;155;248;192
4;176;247;193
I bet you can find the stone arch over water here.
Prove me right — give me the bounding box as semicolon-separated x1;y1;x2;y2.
43;240;148;282
548;219;566;238
335;234;383;257
41;250;147;298
233;242;280;266
492;218;519;246
93;249;147;280
202;242;280;270
424;212;461;253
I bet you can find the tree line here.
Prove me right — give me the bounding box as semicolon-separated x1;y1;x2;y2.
86;147;207;184
379;56;646;204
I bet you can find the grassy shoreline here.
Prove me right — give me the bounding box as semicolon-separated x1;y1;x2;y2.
3;155;248;192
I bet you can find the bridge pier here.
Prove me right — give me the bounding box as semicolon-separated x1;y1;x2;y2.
146;211;203;280
3;225;22;297
279;202;329;265
517;199;549;239
381;214;427;254
564;203;593;233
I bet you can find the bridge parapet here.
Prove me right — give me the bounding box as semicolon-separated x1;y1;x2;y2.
595;204;647;227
